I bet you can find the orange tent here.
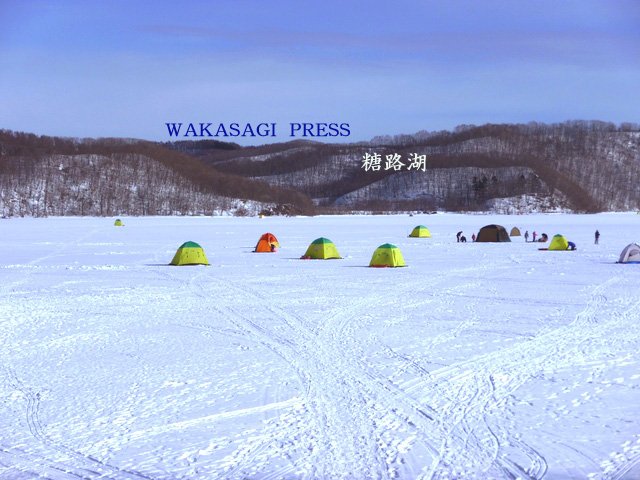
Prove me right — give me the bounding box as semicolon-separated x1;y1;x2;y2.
254;233;280;252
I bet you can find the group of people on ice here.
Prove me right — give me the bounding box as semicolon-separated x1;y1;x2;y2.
455;228;601;250
524;231;547;243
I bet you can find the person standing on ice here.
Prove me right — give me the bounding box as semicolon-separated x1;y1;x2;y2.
595;230;600;244
524;231;529;242
456;231;462;242
472;233;476;242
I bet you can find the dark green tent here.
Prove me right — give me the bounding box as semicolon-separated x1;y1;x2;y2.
476;224;511;242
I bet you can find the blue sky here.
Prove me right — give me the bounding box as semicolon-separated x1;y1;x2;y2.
1;0;638;145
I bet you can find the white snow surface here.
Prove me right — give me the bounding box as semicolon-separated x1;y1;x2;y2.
1;213;640;480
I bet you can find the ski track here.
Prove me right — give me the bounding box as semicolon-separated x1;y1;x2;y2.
411;276;636;480
188;270;635;479
2;366;153;480
0;446;88;480
183;270;398;479
153;253;539;479
2;218;639;479
0;227;155;480
148;251;639;480
153;267;426;479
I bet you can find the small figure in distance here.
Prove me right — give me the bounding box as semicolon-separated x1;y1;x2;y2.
524;230;529;242
595;230;600;245
472;233;476;242
533;231;537;242
568;241;577;251
460;236;467;243
456;231;462;243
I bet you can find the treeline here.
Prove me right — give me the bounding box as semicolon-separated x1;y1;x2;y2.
161;138;241;154
370;120;640;148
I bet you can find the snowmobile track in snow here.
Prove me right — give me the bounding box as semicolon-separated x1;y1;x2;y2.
3;215;640;480
418;276;627;479
156;262;560;479
162;268;442;479
2;366;153;480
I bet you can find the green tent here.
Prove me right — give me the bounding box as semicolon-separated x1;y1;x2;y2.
170;241;209;266
370;243;406;267
303;237;341;259
476;224;511;242
409;225;431;238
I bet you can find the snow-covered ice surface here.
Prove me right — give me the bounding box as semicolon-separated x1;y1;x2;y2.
1;213;640;480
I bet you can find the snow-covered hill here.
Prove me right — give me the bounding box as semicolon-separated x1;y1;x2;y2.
1;213;639;479
0;153;267;217
193;122;640;213
0;130;314;218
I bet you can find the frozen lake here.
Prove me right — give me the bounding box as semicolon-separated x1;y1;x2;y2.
1;213;639;479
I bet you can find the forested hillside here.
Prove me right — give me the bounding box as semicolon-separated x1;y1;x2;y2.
0;131;314;217
175;121;640;213
3;121;639;217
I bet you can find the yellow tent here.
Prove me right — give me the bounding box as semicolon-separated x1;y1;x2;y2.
170;241;209;265
369;243;406;267
114;219;123;226
510;227;521;236
548;234;569;251
409;225;431;238
303;237;341;259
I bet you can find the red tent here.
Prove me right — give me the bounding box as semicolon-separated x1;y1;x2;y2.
254;233;280;252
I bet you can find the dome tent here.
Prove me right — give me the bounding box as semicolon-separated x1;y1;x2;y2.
618;243;640;263
548;234;570;251
114;219;123;226
539;234;576;251
476;225;511;242
549;234;570;250
510;227;521;236
303;237;341;259
254;233;279;252
369;243;406;268
170;241;209;266
409;225;431;238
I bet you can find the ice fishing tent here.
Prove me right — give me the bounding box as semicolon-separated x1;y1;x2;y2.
475;224;511;242
170;241;209;266
369;243;406;267
303;237;341;259
510;227;521;236
114;219;123;226
548;234;569;251
409;225;431;238
254;233;279;252
618;243;640;263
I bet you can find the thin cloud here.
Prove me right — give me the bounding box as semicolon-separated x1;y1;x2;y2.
138;23;638;69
